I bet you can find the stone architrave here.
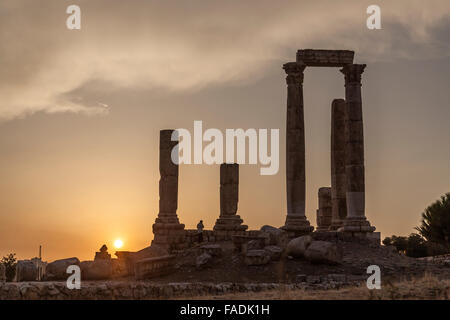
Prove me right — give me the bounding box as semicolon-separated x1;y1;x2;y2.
316;187;332;231
330;99;347;230
281;62;313;236
152;130;186;250
339;64;375;233
296;49;354;67
214;163;248;231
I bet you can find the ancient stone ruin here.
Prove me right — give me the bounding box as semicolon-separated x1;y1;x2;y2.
151;130;186;251
282;49;375;236
316;187;332;231
6;50;380;285
214;163;248;232
95;245;111;261
148;49;377;258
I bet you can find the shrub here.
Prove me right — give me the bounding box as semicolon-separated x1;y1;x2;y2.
1;253;17;282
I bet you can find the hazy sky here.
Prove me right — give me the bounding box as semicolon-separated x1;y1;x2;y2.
1;0;450;261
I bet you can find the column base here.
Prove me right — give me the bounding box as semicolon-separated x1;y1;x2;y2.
213;215;248;231
152;213;186;251
281;215;314;237
337;217;375;233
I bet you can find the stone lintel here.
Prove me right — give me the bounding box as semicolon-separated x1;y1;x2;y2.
297;49;354;67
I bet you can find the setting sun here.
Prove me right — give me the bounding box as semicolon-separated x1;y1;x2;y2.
114;239;123;249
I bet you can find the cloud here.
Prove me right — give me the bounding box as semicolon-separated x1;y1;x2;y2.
0;0;449;121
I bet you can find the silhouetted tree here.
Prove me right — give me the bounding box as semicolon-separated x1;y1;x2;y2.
1;253;17;282
416;193;450;249
405;233;428;258
383;235;408;253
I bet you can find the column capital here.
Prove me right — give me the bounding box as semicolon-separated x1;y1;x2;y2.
283;62;306;85
340;64;366;84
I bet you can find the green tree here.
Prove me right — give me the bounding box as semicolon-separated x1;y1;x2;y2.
1;253;17;282
416;193;450;249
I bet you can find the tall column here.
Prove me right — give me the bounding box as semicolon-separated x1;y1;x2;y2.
152;129;186;250
281;62;313;236
330;99;347;230
339;64;375;233
214;163;248;231
316;187;332;231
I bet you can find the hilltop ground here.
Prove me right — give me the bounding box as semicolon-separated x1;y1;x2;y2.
156;241;450;285
2;241;449;300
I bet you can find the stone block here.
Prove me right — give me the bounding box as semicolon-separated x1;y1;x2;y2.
260;225;288;247
134;255;176;280
16;261;38;282
200;244;222;257
80;260;112;280
304;241;343;265
286;235;312;258
264;246;283;261
297;49;354;67
244;250;270;266
45;257;80;281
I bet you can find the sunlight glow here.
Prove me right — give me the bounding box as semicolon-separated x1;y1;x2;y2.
114;239;123;249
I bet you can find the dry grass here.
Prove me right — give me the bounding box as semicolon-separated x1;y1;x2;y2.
188;274;450;300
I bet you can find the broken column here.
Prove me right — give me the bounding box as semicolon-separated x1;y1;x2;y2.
339;64;375;234
316;187;332;231
152;129;186;250
214;163;248;231
330;99;347;230
281;62;313;236
94;245;111;261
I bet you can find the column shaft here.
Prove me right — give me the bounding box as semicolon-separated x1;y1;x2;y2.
339;64;375;233
281;62;313;235
214;163;248;231
316;187;332;231
330;99;347;230
152;130;185;250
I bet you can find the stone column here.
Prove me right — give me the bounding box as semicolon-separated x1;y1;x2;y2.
281;62;313;236
316;187;332;231
339;64;375;233
152;130;186;250
214;163;248;231
330;99;347;230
